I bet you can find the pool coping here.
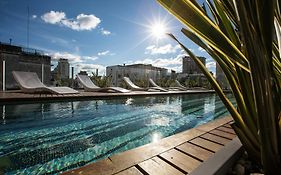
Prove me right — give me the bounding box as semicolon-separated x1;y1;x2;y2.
61;116;237;175
0;89;219;104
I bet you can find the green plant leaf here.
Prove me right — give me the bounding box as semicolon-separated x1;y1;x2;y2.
168;33;259;148
157;0;249;72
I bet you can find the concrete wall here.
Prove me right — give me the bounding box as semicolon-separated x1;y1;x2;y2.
0;52;51;90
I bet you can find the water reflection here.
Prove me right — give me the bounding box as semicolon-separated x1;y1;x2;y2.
0;94;234;132
101;96;181;107
2;105;5;125
181;94;206;114
125;98;134;105
151;132;162;143
146;115;170;126
0;94;235;175
202;94;216;118
0;101;91;133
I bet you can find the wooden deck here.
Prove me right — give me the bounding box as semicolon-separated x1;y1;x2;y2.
0;89;215;104
62;116;236;175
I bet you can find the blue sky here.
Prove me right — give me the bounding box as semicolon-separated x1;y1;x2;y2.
0;0;215;75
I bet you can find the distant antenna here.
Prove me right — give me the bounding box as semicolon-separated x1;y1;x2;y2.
27;6;30;47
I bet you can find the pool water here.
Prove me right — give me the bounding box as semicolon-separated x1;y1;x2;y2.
0;93;235;174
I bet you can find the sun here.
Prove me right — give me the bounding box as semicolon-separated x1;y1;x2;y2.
123;15;172;48
150;22;167;39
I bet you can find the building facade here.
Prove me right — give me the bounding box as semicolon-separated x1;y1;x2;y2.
216;63;230;89
177;56;208;87
52;58;70;80
182;56;206;74
106;64;168;86
0;42;51;90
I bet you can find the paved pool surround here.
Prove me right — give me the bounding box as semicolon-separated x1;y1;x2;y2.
0;89;217;104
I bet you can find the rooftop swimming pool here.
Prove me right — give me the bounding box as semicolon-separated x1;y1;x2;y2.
0;93;235;174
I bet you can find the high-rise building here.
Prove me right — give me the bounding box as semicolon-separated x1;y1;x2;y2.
0;42;51;90
182;56;206;74
177;56;207;87
106;64;168;86
52;58;70;80
216;63;230;89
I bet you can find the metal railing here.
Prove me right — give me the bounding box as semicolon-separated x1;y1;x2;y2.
0;42;45;56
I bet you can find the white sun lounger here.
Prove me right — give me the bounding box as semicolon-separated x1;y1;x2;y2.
174;80;188;91
149;78;186;91
12;71;78;94
123;77;162;92
77;75;130;93
148;79;169;92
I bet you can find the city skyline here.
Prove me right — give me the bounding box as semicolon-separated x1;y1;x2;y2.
0;0;215;75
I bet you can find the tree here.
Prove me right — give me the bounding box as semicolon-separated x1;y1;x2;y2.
90;72;111;88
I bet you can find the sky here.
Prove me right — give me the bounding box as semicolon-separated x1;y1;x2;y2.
0;0;215;76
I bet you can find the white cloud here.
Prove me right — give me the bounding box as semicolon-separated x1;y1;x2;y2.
97;50;115;56
49;49;115;66
180;48;195;53
97;50;110;56
32;15;37;19
76;63;106;75
41;11;65;24
49;51;101;64
41;11;101;31
102;30;111;35
101;28;111;35
206;59;216;75
48;51;104;75
198;47;206;52
132;53;215;73
83;56;99;61
206;61;216;69
134;53;186;72
50;52;82;63
145;44;181;55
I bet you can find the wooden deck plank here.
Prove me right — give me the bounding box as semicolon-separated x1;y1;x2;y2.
115;167;143;175
195;117;233;132
159;149;201;173
190;138;223;152
223;124;232;129
109;128;205;173
62;158;115;175
216;126;236;134
209;129;237;140
138;157;184;175
176;142;214;161
200;133;231;145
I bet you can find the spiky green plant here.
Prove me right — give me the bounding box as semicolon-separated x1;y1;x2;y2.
156;0;281;174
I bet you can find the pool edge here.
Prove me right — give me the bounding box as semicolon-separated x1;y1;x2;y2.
62;116;235;175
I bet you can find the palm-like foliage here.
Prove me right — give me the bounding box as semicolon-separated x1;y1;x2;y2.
156;0;281;174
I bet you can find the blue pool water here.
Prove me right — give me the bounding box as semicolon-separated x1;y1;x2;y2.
0;93;235;174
